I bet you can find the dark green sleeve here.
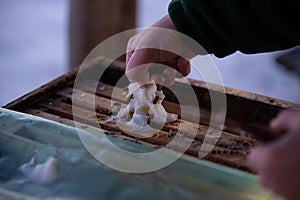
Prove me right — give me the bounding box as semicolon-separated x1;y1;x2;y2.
168;0;300;57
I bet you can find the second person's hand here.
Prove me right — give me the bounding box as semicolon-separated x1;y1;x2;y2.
248;109;300;200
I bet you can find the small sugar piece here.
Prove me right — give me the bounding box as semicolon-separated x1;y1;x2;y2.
20;157;59;185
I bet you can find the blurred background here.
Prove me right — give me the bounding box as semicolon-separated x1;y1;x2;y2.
0;0;299;106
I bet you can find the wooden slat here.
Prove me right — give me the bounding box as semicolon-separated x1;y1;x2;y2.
35;96;251;171
3;69;77;110
73;80;267;139
57;87;257;149
24;108;160;149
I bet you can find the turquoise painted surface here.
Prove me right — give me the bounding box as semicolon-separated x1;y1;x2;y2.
0;108;281;200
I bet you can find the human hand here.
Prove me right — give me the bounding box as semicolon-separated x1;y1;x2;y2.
126;15;196;86
248;109;300;200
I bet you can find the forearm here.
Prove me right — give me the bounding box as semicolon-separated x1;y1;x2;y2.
168;0;300;57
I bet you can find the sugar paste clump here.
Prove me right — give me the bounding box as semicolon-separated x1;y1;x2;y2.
20;157;59;185
111;81;177;136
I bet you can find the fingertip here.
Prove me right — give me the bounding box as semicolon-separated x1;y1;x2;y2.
248;146;260;163
177;58;190;76
247;145;266;172
269;115;287;135
125;64;150;84
269;118;279;131
162;67;177;86
126;51;133;65
126;50;157;83
150;74;165;86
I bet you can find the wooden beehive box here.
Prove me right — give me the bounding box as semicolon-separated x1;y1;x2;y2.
5;57;300;173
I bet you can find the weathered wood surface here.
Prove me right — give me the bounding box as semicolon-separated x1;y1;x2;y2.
69;0;136;68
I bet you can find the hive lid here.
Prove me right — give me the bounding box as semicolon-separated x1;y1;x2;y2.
0;108;281;200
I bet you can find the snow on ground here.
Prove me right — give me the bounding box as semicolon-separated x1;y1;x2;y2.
188;52;300;103
0;0;69;106
0;0;299;107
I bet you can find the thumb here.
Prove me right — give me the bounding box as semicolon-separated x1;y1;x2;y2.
126;49;159;84
247;145;269;173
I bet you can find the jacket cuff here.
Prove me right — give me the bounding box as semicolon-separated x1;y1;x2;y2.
168;0;235;57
